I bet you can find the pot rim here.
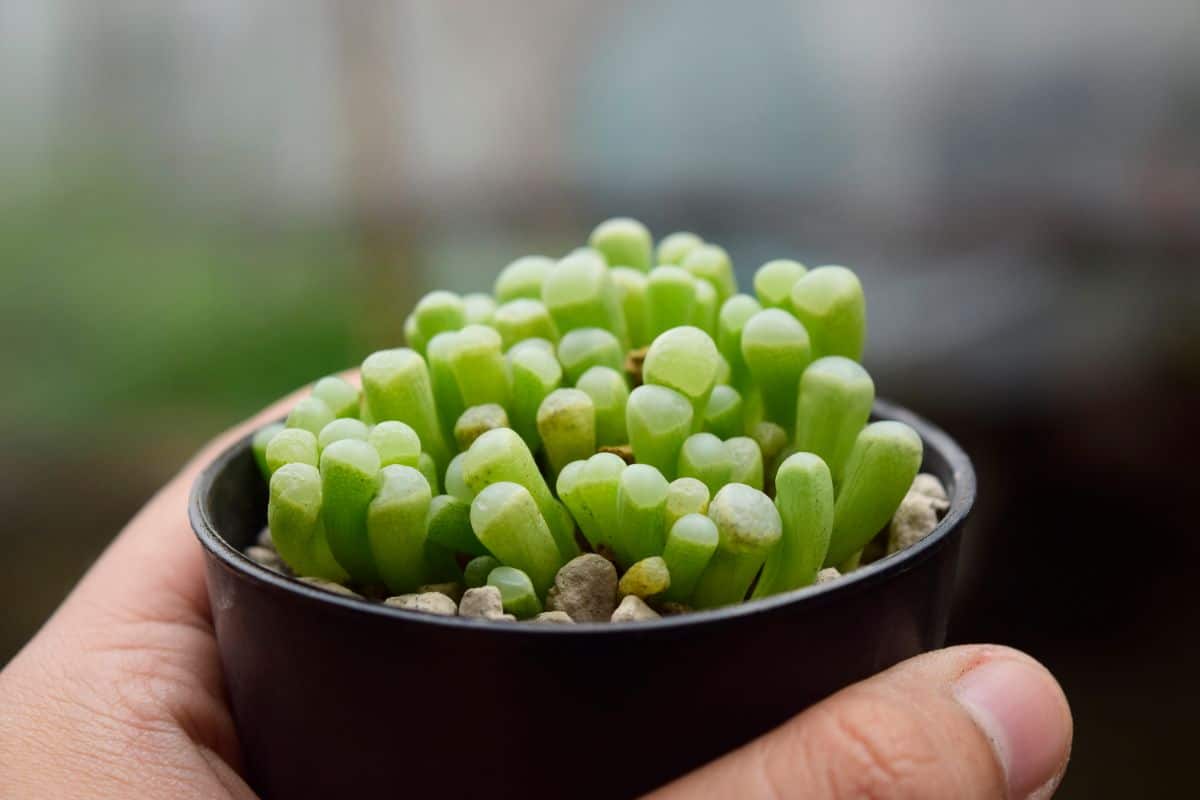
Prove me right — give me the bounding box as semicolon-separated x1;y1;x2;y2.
189;397;974;635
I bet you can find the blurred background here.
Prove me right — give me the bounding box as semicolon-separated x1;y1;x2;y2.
1;1;1197;795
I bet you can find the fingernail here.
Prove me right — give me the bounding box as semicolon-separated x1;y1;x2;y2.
953;658;1071;799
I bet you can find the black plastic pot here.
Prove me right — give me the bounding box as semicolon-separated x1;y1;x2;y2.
190;398;974;799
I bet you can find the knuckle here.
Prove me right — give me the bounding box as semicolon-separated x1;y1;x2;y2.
823;708;932;799
768;691;945;800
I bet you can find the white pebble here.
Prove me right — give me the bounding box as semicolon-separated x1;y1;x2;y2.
385;592;458;616
910;473;950;511
531;611;575;624
887;491;941;554
815;567;841;584
611;595;661;622
459;586;509;620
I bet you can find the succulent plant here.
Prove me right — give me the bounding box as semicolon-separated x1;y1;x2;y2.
254;218;935;618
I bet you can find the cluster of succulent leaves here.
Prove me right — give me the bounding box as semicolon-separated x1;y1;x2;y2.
252;218;924;617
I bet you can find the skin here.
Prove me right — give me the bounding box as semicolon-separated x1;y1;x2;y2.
0;382;1072;799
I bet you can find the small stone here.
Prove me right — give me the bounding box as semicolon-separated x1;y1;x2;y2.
546;554;618;622
656;601;693;616
531;611;575;624
459;585;508;620
910;473;950;511
418;582;465;603
815;567;841;584
887;491;941;554
618;556;671;599
256;526;275;550
246;546;286;574
611;595;660;622
385;592;458;616
298;577;363;598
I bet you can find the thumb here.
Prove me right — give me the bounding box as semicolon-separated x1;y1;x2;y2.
648;644;1072;800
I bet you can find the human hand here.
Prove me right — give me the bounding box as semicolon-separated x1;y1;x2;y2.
0;388;317;799
648;644;1071;799
0;391;1071;799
